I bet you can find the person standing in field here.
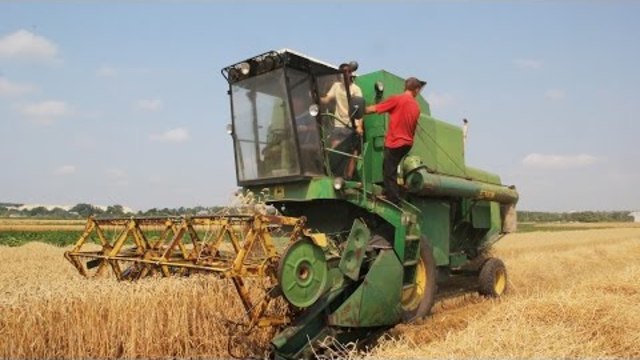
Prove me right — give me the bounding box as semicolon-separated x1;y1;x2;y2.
365;77;426;205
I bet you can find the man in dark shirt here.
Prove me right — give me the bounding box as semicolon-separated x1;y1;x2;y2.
365;77;426;205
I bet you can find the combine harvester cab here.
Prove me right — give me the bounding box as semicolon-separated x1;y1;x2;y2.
65;49;518;359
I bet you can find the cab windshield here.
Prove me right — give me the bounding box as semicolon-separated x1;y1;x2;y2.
231;68;324;183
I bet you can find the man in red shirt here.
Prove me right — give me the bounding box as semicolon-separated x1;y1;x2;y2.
365;77;426;205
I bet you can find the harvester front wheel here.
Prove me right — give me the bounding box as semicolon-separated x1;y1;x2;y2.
401;238;437;322
478;257;507;297
277;238;329;308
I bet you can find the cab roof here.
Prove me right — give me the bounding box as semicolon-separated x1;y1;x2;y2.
221;49;343;84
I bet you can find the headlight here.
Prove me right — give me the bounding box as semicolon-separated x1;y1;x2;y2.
226;123;233;135
257;56;274;73
236;62;251;76
333;177;345;191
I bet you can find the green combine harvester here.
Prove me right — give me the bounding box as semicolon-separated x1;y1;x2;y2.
222;49;518;358
66;49;518;359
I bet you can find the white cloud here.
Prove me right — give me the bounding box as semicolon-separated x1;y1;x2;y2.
522;153;599;169
149;127;189;143
106;168;128;187
545;89;566;100
19;100;71;124
135;98;163;112
96;65;117;78
514;58;543;70
54;165;76;175
0;77;36;97
111;179;129;187
426;92;455;109
106;168;127;178
0;29;58;61
72;133;97;149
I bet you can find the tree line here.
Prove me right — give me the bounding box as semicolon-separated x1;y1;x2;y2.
0;203;224;219
0;203;635;223
518;211;633;223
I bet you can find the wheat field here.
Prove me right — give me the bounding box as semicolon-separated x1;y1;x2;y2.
1;226;639;359
0;219;85;231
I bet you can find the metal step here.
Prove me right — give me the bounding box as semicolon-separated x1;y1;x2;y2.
405;234;420;241
402;283;416;291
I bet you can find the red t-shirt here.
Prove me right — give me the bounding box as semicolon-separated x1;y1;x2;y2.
374;92;421;148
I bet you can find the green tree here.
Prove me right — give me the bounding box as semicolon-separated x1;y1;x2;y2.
106;204;125;216
50;207;72;219
70;203;104;218
28;206;50;217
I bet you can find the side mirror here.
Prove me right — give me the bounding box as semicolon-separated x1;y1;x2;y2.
374;81;384;102
350;96;365;119
308;104;319;117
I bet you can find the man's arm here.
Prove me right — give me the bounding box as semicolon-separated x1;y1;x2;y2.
365;95;397;115
364;104;377;114
320;82;337;105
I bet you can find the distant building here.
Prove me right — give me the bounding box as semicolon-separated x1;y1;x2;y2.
630;211;640;222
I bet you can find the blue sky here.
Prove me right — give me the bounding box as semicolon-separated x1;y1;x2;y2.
0;2;638;212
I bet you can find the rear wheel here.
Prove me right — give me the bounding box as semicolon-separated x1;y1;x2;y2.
401;238;437;322
478;257;507;297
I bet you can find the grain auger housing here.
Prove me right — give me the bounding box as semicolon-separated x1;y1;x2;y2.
65;49;518;359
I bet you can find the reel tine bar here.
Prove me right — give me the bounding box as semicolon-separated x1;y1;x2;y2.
64;214;306;327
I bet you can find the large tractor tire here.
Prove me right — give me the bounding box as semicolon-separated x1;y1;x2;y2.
478;257;507;297
401;238;437;322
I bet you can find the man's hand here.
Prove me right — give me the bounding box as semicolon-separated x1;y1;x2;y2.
364;105;377;114
355;119;364;136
